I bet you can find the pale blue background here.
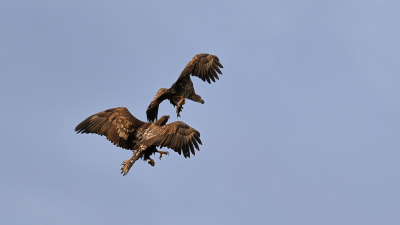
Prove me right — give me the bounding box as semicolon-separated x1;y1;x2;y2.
1;1;399;224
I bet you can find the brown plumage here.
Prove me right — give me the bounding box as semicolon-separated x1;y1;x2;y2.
146;53;224;122
75;107;202;176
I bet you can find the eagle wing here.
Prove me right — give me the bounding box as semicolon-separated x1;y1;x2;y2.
146;88;170;122
176;53;223;84
139;121;202;158
75;107;145;150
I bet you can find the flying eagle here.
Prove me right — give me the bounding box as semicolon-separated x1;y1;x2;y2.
75;107;202;176
146;53;224;122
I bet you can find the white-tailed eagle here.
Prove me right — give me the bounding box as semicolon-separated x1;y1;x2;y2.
146;53;223;122
75;107;202;176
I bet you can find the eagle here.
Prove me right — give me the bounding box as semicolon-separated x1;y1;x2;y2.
146;53;224;122
75;107;202;176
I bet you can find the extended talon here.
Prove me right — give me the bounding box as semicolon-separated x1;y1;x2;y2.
176;106;183;117
176;98;185;117
148;158;155;166
121;159;134;176
158;151;169;159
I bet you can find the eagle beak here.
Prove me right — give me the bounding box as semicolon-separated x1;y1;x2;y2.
200;98;205;104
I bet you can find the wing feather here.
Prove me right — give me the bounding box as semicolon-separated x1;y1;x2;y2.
187;136;195;155
176;53;223;84
180;135;188;157
158;133;169;147
192;138;200;150
146;88;169;122
210;67;219;80
175;133;183;153
75;107;145;150
139;121;202;158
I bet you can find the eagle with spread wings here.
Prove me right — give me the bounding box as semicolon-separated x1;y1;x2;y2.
75;107;202;175
146;53;224;122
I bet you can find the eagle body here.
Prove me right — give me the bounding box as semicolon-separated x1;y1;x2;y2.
146;53;223;122
75;107;202;175
173;75;194;97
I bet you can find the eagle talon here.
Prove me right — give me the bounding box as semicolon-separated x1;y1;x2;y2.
148;158;155;166
176;108;183;117
158;151;169;159
121;159;133;176
175;99;185;117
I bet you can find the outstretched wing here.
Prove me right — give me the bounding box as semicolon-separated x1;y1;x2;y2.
75;107;145;149
176;53;223;84
146;88;170;122
139;121;202;158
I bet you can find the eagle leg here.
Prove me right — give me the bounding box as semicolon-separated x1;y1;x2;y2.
157;150;169;159
176;98;185;117
148;158;155;166
120;148;143;176
121;157;135;176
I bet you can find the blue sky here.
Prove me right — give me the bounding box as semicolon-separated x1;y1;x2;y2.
1;1;399;224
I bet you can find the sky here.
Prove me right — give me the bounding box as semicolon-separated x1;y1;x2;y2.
1;0;400;224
